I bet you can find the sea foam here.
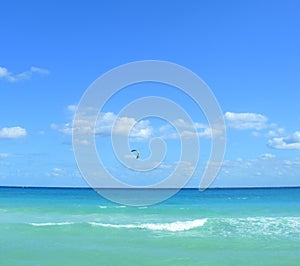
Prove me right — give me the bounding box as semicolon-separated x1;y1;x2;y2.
30;222;74;227
89;218;207;232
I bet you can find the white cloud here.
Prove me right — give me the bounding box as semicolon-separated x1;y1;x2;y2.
47;167;65;177
219;155;300;186
29;66;50;75
129;120;153;139
284;159;300;166
53;111;153;141
159;119;222;140
67;105;77;112
0;126;27;139
268;131;300;150
103;114;153;140
260;153;276;160
179;128;212;139
0;153;10;158
73;139;91;146
265;127;285;137
111;116;136;136
173;118;207;130
225;112;268;130
0;66;49;82
58;106;224;141
0;67;10;78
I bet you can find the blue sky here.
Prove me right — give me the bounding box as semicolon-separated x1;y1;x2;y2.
1;0;300;188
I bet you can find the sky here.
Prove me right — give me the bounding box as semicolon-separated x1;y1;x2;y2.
0;0;300;188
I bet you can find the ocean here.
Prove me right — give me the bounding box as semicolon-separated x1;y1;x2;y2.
0;187;299;265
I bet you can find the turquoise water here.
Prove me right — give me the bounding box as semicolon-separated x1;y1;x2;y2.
1;187;300;265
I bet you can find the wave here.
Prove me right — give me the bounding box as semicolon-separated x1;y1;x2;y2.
28;219;207;231
209;216;300;238
98;205;129;209
30;222;74;227
89;219;207;232
226;216;300;229
27;216;300;237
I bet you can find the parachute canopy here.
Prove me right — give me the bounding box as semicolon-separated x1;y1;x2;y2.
131;149;140;159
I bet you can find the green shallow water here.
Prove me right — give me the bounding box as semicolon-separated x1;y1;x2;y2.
1;187;300;265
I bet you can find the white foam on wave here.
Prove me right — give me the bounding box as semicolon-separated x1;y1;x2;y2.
115;205;126;209
30;222;74;227
215;216;300;237
229;216;300;227
89;218;207;232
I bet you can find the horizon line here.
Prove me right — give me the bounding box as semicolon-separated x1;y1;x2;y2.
1;185;300;190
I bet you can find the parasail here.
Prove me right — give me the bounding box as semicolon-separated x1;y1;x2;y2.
130;149;140;159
